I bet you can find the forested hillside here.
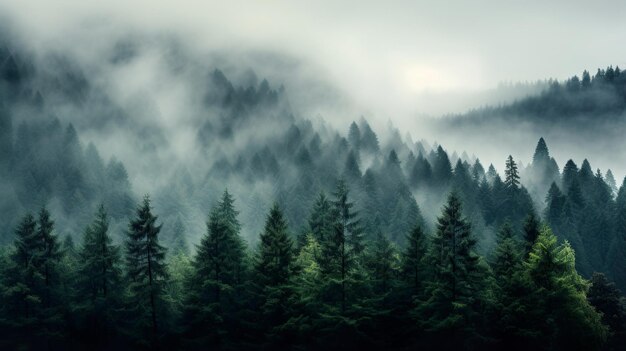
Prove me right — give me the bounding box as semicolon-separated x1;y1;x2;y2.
1;35;626;350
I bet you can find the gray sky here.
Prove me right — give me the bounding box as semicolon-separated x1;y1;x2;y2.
3;0;626;119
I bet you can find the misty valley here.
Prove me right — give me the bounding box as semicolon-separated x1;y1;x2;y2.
1;15;626;351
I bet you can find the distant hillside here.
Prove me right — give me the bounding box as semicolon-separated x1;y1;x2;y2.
446;66;626;125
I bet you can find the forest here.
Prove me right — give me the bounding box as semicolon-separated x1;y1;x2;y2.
1;24;626;351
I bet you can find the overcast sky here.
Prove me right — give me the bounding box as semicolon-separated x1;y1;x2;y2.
2;0;626;118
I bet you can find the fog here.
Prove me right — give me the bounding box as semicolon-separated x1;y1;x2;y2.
4;0;626;120
2;0;626;244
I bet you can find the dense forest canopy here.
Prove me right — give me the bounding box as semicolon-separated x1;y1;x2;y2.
0;27;626;351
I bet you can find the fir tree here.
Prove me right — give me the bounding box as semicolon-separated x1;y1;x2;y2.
75;205;123;343
183;190;247;346
365;231;398;295
253;203;296;345
587;272;625;343
410;152;433;188
331;179;365;256
401;225;428;296
432;146;453;186
504;155;520;189
562;159;579;192
491;222;532;349
348;121;361;151
124;195;168;341
522;211;541;256
0;214;42;341
308;192;334;243
343;150;362;180
532;138;549;165
418;192;488;347
524;226;608;350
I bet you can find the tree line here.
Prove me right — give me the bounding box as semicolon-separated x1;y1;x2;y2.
1;180;623;350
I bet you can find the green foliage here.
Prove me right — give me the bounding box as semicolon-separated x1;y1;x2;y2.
182;190;247;347
417;192;490;348
124;195;169;343
0;208;64;348
587;272;625;347
401;224;428;297
252;203;297;346
523;226;608;350
74;204;123;344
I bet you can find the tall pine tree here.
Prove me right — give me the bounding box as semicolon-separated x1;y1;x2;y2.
124;196;168;342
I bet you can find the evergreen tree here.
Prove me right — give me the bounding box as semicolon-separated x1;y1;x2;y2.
75;205;123;344
532;138;549;165
331;179;365;256
183;190;247;347
348;121;361;151
504;155;520;189
524;226;608;350
486;164;498;184
253;203;295;346
562;160;579;192
343;150;362;180
401;224;428;297
308;192;334;243
545;182;565;226
605;169;618;194
124;196;168;342
522;211;541;256
0;209;64;347
417;192;488;348
365;231;398;295
432;146;453;186
410;152;433;188
491;222;533;349
471;159;485;182
0;214;43;344
587;272;625;345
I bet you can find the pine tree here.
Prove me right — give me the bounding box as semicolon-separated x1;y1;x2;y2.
401;225;428;296
255;204;293;287
331;179;365;256
486;164;498;184
492;222;520;279
0;209;64;347
343;150;362;180
504;155;520;189
0;214;42;340
35;207;64;340
432;146;453;186
522;211;541;256
471;159;485;181
587;272;625;343
124;195;168;341
183;190;247;346
348;121;361;151
417;192;488;347
524;226;608;350
532;138;549;165
308;192;334;243
315;180;365;315
253;203;295;344
75;205;123;343
491;222;532;348
562;159;579;192
604;169;617;194
410;152;433;188
545;182;565;226
365;231;398;295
